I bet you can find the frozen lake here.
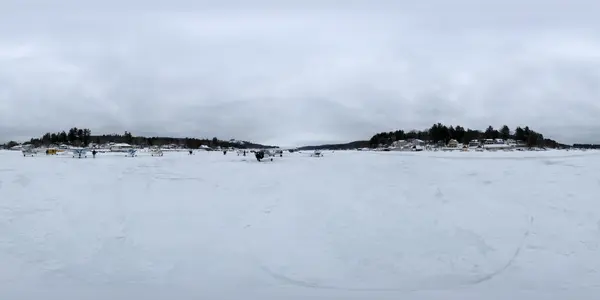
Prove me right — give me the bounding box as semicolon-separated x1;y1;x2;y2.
1;149;600;300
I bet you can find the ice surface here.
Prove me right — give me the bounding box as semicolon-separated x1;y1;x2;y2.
1;149;600;300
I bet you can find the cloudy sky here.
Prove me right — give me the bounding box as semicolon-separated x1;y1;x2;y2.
1;0;599;146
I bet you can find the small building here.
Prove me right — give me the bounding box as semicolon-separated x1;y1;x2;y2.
109;143;133;152
391;140;409;148
468;140;481;147
410;139;426;146
447;139;459;148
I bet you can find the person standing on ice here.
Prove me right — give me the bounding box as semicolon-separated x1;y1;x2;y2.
92;149;97;158
189;150;193;155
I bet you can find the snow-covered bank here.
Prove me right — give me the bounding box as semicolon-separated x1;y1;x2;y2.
1;150;600;300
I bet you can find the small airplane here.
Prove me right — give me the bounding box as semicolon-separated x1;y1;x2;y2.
253;149;280;162
126;149;138;157
70;147;89;158
22;148;37;157
270;149;283;157
150;147;163;156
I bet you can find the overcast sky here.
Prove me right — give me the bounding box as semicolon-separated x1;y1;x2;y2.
1;0;599;146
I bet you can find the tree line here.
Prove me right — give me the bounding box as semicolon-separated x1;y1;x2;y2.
1;127;276;149
298;140;370;151
573;144;600;149
369;124;567;148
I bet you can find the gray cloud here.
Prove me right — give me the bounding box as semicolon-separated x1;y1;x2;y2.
1;1;600;146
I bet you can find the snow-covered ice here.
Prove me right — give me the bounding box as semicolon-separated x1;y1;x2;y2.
1;149;600;300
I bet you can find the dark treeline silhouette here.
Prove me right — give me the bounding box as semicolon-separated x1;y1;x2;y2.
369;124;566;148
2;141;20;149
573;144;600;149
33;127;92;146
298;140;370;151
3;127;276;149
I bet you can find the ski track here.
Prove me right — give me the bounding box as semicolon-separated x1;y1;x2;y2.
259;216;535;292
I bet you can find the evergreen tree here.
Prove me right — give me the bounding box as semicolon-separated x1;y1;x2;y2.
527;132;537;147
59;131;67;143
124;131;134;144
83;129;92;146
406;130;418;139
448;126;456;141
67;128;77;143
484;126;499;139
499;125;510;140
515;127;525;141
393;130;405;141
76;129;84;144
454;126;466;143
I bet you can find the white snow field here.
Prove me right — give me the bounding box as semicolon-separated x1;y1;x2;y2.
1;149;600;300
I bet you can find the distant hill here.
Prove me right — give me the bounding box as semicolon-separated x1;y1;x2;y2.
297;140;370;150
